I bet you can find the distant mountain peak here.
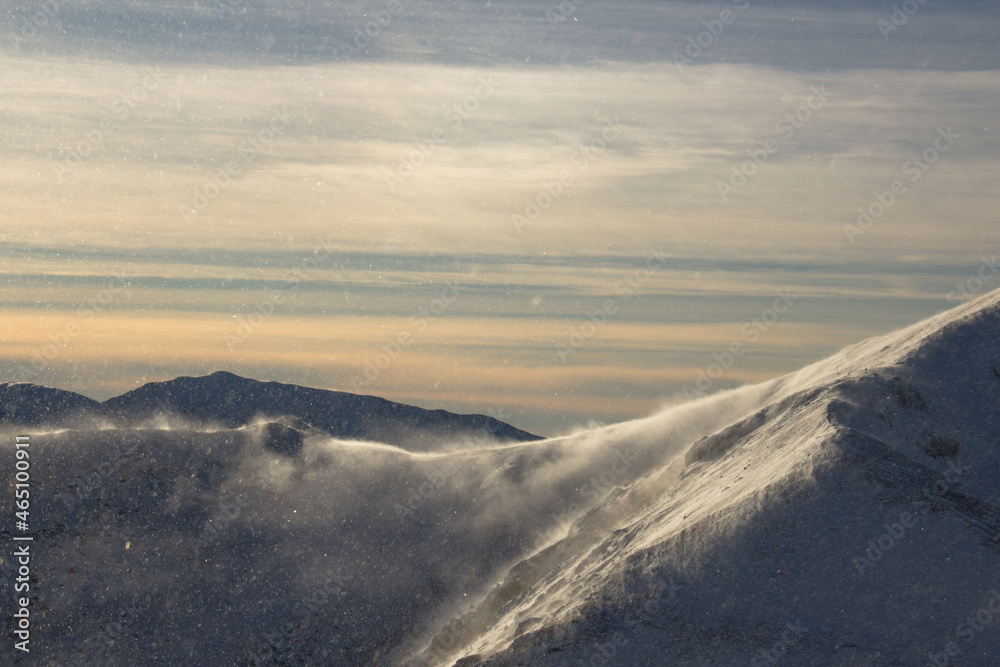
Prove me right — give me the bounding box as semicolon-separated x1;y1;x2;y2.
0;371;541;449
0;382;109;428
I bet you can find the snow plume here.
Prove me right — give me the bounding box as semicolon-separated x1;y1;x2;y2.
408;290;1000;665
6;382;777;665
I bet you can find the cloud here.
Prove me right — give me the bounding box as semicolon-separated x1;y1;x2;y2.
3;57;998;258
2;4;999;434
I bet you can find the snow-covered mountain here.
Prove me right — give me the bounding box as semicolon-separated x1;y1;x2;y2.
0;383;109;429
0;371;541;450
2;289;998;666
433;288;1000;667
105;371;542;450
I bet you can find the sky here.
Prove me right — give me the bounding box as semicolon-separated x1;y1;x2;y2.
1;0;999;435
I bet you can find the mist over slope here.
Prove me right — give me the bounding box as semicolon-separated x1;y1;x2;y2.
1;289;998;666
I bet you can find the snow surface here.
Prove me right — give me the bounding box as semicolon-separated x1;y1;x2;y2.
2;289;999;666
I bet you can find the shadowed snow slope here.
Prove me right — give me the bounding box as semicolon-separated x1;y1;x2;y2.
1;289;998;666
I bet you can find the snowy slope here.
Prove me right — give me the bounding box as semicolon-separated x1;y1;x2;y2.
1;289;998;666
410;288;1000;666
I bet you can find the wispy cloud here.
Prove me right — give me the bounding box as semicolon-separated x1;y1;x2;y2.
1;2;999;434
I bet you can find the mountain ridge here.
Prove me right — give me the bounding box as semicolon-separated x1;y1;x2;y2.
0;370;541;449
0;382;110;429
417;288;1000;665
